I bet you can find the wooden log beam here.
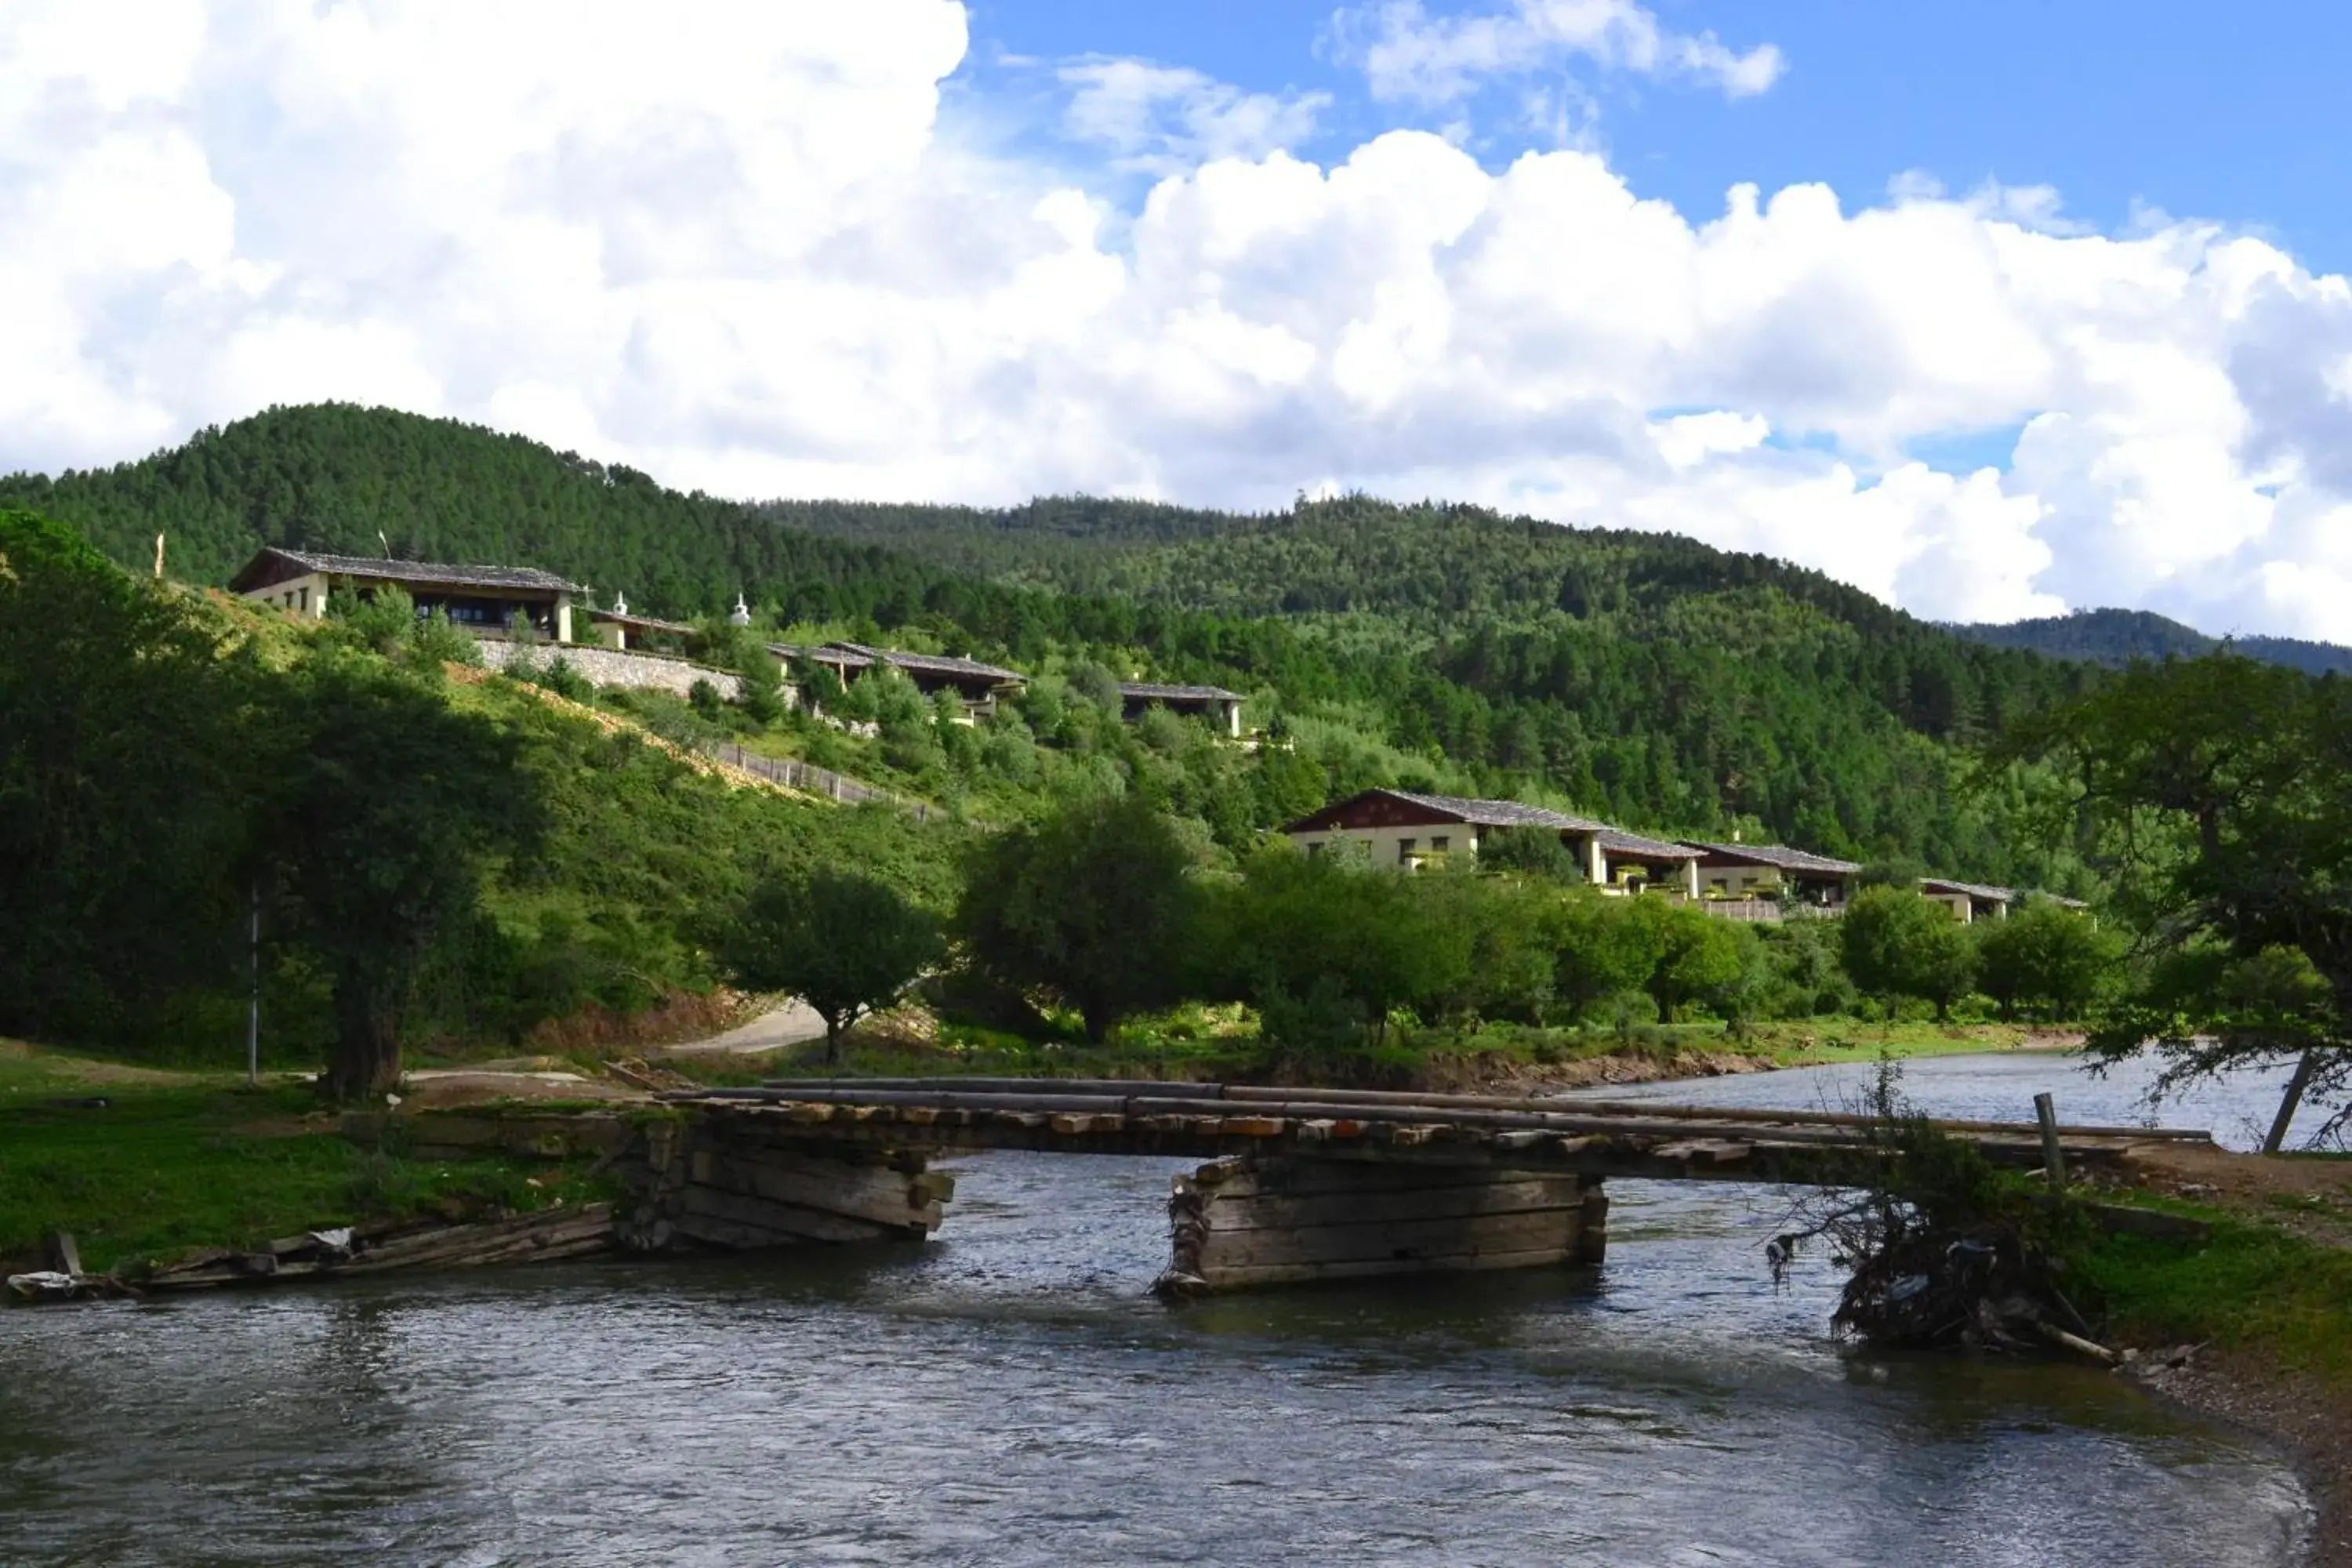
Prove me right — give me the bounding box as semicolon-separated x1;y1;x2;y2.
746;1076;2214;1143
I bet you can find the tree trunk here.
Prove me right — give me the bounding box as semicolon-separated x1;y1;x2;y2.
2262;1047;2321;1155
324;984;403;1102
822;1018;844;1066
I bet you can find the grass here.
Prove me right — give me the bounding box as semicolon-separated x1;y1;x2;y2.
0;1040;612;1276
2078;1217;2352;1389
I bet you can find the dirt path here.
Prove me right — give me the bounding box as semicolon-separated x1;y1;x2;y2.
648;1000;828;1058
2121;1141;2352;1250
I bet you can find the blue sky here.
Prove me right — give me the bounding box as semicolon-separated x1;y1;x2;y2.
971;0;2352;275
9;1;2352;638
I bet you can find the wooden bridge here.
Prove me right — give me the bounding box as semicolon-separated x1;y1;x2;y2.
637;1077;2209;1295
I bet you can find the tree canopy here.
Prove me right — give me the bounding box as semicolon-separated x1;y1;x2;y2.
2000;655;2352;1148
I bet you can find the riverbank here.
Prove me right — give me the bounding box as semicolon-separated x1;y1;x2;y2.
2081;1196;2352;1566
0;1041;614;1278
0;1021;2070;1279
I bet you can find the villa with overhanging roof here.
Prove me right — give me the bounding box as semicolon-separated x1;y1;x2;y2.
1681;840;1862;909
230;547;584;642
1280;789;1703;895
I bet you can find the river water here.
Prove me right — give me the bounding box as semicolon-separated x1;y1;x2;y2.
0;1051;2315;1566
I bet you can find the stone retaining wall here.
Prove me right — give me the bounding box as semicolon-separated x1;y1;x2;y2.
477;640;748;701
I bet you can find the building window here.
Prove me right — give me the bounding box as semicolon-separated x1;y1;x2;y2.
1431;836;1450;852
1397;837;1417;864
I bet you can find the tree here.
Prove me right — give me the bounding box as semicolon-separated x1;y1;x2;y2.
1636;899;1751;1022
1548;894;1667;1021
955;794;1197;1042
1200;847;1478;1062
269;655;542;1099
714;869;944;1063
1974;899;2118;1021
0;510;260;1044
1997;655;2352;1149
1840;887;1976;1019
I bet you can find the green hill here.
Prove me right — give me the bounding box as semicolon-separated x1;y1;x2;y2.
1950;607;2352;677
1;403;2100;885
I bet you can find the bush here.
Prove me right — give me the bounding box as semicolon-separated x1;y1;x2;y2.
1841;887;1977;1019
1976;898;2121;1021
955;793;1201;1043
713;869;945;1063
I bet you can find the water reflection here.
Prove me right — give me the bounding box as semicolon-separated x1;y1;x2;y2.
0;1057;2315;1566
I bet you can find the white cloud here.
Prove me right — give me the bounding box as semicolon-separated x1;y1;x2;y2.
1060;58;1327;172
1331;0;1786;107
5;2;2352;642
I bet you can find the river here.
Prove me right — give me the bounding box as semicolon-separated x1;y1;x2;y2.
0;1051;2315;1565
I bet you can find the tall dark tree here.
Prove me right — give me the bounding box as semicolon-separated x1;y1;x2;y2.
1998;655;2352;1149
269;655;542;1098
0;509;257;1043
954;795;1196;1042
715;869;944;1063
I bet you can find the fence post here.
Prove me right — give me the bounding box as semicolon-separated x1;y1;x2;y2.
2033;1092;2067;1193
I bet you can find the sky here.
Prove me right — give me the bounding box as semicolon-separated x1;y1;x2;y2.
5;2;2352;639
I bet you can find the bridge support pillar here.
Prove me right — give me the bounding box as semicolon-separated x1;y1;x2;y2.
619;1116;951;1253
1156;1157;1605;1295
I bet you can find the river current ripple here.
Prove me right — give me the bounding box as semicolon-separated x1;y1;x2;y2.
0;1051;2315;1566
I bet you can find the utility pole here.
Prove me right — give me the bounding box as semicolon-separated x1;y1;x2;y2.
247;880;261;1087
154;532;165;579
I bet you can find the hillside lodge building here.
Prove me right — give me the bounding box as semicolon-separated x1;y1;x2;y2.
230;548;583;641
1282;790;1706;895
1280;789;2067;921
229;548;1244;735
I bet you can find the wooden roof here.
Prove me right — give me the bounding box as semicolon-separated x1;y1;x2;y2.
1920;877;2015;903
1119;681;1242;702
230;547;583;596
1682;840;1862;876
1283;788;1605;835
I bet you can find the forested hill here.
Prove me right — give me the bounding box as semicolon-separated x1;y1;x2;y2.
3;403;2100;884
1950;608;2352;677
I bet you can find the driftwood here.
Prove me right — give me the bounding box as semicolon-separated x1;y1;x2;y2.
136;1207;615;1291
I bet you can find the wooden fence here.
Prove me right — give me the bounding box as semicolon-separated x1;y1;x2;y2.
703;742;938;822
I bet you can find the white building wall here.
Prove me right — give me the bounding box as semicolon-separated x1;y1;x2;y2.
241;572;332;617
1285;824;1479;869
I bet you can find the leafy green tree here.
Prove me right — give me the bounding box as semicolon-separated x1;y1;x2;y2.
1998;655;2352;1149
1635;899;1751;1022
1840;886;1977;1019
714;869;945;1063
955;794;1198;1042
268;655;543;1099
1974;899;2118;1021
1548;893;1667;1020
1203;848;1478;1060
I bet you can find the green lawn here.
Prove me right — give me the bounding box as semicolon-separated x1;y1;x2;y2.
0;1042;608;1276
2078;1216;2352;1389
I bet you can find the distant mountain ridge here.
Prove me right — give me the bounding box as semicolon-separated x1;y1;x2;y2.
1949;608;2352;677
